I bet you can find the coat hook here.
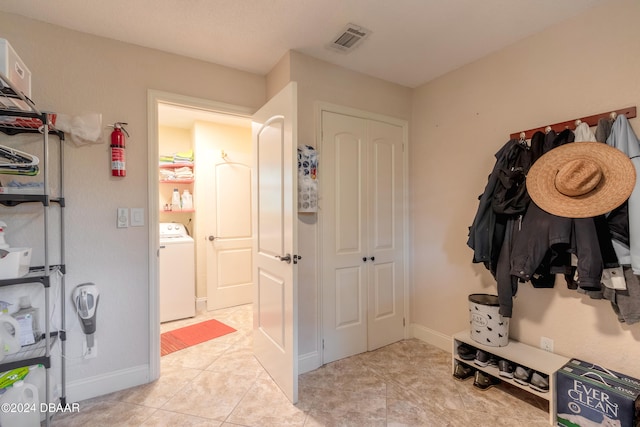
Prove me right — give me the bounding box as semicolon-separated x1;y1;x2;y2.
610;111;617;120
575;119;582;127
519;132;526;140
545;126;552;134
221;150;228;160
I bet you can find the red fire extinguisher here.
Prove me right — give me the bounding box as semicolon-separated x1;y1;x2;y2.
110;122;129;177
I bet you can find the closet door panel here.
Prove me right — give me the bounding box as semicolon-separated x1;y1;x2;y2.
321;111;368;363
371;261;395;318
370;135;395;250
367;119;405;351
335;132;364;254
335;267;364;328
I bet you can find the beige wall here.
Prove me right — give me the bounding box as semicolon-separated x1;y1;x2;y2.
411;0;640;377
0;11;265;401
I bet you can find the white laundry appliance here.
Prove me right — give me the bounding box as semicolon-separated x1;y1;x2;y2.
159;222;195;322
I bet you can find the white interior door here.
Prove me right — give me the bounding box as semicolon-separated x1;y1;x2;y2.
207;160;253;310
252;82;298;403
322;110;405;364
366;119;405;350
321;112;368;363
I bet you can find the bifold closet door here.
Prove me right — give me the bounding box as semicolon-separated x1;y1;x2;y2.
322;111;405;364
366;119;405;351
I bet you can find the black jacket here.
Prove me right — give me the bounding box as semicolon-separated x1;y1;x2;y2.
510;202;603;292
467;139;531;274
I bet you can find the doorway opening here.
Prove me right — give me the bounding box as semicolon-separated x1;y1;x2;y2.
147;90;255;380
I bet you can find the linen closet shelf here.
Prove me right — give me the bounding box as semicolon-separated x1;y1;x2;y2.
0;72;66;426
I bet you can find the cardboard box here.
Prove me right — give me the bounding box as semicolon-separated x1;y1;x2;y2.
557;361;640;427
0;38;32;99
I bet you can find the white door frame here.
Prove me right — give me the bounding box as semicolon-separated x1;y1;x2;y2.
147;90;254;380
315;101;410;365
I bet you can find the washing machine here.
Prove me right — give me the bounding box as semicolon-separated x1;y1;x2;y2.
159;222;195;322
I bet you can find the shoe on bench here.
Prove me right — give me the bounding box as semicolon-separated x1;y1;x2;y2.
453;362;475;381
498;360;515;379
529;371;549;393
473;371;500;391
474;349;491;367
514;366;532;385
457;343;476;360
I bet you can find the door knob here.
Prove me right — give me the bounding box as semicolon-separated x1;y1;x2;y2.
276;253;292;264
208;235;216;241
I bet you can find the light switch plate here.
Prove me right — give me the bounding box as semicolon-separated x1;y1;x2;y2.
130;208;144;226
117;208;129;228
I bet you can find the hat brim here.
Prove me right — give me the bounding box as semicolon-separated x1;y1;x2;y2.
526;142;636;218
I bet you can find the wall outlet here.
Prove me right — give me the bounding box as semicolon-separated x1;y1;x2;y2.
540;336;554;353
83;339;98;359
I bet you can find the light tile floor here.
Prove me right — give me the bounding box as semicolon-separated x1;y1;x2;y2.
52;304;549;426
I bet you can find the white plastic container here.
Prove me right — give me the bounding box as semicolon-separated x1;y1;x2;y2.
23;364;46;422
468;294;510;347
12;296;40;346
171;188;180;211
0;247;32;279
0;39;32;99
0;380;39;427
181;189;193;210
0;313;21;355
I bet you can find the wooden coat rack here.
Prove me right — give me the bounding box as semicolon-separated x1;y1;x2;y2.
509;106;637;140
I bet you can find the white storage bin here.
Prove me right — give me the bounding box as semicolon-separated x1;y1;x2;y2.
468;293;509;347
0;38;32;99
0;247;32;279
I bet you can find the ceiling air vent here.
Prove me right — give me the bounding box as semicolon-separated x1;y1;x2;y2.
328;23;371;53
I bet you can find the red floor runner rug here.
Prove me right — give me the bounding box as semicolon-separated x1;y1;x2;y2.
161;319;236;356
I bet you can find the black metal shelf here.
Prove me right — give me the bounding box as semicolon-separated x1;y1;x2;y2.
0;194;65;207
0;332;58;372
0;70;67;419
0;265;64;288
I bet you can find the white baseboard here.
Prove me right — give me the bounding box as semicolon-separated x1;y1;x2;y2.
196;297;207;313
298;351;321;374
411;323;453;353
65;364;150;403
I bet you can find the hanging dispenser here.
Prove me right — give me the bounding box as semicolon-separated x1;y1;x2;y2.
72;283;99;355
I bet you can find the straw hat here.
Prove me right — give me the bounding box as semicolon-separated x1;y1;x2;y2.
526;142;636;218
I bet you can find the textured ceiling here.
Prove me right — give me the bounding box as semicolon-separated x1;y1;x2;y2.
0;0;605;88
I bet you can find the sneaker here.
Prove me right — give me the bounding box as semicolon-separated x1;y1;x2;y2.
487;356;499;367
453;362;475;381
457;344;476;360
514;366;532;385
474;349;491;367
473;370;501;390
498;360;515;379
529;371;549;393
